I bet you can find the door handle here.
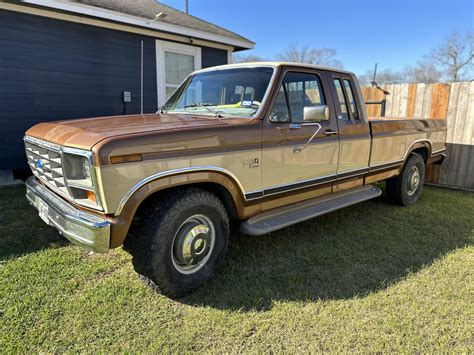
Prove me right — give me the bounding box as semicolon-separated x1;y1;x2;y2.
323;130;338;136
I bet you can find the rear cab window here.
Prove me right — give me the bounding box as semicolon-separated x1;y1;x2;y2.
343;79;359;120
333;78;349;121
332;76;361;123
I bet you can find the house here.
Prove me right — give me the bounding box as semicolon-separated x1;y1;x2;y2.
0;0;254;174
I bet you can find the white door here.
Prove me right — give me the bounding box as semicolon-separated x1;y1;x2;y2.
156;40;201;107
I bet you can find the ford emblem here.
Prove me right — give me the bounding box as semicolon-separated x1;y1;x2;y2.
36;159;44;169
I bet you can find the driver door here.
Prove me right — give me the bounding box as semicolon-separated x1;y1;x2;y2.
261;69;339;206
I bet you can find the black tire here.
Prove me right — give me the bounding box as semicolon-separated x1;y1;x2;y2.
386;153;425;206
124;188;229;298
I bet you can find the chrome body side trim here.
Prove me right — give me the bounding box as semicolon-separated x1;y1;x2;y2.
262;173;336;197
431;148;446;156
25;176;111;253
116;140;439;214
369;160;404;172
246;166;372;200
402;139;432;160
114;166;248;216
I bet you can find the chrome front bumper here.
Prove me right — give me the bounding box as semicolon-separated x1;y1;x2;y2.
25;176;111;253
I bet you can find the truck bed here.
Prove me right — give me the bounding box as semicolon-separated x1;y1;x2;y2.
368;117;447;168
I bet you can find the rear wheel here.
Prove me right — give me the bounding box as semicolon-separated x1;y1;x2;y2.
386;153;425;206
124;188;229;298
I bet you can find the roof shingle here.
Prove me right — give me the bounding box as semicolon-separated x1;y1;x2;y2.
69;0;254;46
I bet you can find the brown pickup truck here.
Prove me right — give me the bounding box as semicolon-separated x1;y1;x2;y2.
24;62;446;297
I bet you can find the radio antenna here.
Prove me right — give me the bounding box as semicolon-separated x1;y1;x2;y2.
371;63;390;95
140;40;144;115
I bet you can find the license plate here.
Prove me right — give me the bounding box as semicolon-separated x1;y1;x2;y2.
37;198;50;225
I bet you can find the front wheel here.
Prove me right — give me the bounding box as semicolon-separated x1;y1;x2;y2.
386;153;425;206
124;188;229;298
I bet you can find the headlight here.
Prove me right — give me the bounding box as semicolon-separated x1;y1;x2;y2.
63;153;92;186
62;147;102;210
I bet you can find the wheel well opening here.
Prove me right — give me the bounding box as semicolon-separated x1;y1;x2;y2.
134;183;239;221
411;147;429;162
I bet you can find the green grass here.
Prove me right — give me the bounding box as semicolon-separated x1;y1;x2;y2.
0;184;473;352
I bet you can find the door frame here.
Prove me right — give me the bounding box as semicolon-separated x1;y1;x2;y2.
155;40;201;107
261;66;340;196
329;74;371;178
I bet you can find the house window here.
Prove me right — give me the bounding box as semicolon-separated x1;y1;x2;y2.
156;40;201;107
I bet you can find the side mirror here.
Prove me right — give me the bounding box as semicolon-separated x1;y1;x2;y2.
303;105;330;122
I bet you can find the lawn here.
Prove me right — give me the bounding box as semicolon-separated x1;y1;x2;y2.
0;184;473;352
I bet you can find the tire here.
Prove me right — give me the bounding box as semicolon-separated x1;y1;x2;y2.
124;188;229;298
386;153;425;206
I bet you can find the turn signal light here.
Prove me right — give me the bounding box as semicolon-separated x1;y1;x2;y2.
86;190;97;204
110;154;143;164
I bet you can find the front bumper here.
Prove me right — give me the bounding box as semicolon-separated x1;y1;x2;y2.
25;176;111;253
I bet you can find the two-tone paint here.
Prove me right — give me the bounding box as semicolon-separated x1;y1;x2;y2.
25;62;447;249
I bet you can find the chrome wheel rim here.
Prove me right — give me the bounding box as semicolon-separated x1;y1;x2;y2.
171;214;215;274
407;166;420;196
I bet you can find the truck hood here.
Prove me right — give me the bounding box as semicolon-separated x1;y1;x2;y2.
25;113;245;150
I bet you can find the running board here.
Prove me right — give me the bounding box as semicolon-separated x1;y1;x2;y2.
240;185;382;236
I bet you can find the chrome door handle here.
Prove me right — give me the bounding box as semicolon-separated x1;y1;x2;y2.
289;123;301;130
323;130;338;136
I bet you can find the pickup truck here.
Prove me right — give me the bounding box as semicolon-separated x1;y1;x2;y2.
24;62;447;297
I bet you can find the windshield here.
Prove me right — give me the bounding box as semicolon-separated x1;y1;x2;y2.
161;67;275;117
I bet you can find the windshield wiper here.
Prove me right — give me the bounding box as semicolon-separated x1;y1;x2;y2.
184;103;214;108
184;103;224;118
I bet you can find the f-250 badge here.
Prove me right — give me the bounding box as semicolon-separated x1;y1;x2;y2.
243;158;259;168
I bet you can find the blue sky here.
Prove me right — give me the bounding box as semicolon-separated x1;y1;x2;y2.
160;0;473;75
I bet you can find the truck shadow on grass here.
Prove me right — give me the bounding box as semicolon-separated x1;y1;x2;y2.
2;185;472;312
0;185;68;261
182;187;473;312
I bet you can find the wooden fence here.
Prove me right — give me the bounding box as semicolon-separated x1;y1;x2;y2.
361;81;474;190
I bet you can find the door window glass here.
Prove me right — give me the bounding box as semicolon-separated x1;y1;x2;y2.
270;86;290;122
270;72;325;123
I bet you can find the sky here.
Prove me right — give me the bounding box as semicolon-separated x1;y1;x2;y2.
159;0;473;76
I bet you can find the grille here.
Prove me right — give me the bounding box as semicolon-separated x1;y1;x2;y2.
25;138;70;197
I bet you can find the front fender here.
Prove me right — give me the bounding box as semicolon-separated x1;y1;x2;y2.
106;170;259;248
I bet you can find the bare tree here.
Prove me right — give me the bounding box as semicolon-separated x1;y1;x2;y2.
431;31;473;81
277;44;343;68
232;54;265;63
403;60;442;83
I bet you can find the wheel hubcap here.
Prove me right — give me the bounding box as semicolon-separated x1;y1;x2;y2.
172;214;215;274
407;166;420;196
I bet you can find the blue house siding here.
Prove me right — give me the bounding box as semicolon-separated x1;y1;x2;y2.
0;10;158;169
0;10;230;170
201;47;228;68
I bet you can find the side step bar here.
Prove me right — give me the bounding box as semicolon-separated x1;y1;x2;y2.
240;185;382;236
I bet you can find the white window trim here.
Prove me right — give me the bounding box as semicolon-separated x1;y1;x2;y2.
156;40;201;108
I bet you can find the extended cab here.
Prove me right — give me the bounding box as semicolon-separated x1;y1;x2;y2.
24;62;447;297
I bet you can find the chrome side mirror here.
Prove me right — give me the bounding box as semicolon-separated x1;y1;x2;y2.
303;105;330;122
